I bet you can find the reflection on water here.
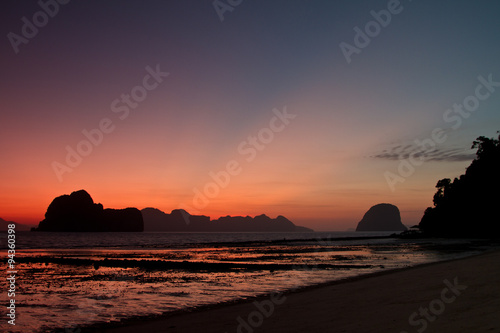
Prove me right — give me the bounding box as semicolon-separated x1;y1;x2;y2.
0;236;491;333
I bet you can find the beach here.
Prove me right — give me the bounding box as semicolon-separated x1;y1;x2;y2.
96;249;500;333
4;1;500;332
3;234;497;332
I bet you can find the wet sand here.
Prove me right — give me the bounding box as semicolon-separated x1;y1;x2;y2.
92;249;500;333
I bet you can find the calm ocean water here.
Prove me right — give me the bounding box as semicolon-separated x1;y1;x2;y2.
1;231;493;333
6;231;392;250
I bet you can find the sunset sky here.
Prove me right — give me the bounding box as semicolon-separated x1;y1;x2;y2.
1;0;499;230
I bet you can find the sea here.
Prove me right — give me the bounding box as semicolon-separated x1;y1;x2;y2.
0;231;496;333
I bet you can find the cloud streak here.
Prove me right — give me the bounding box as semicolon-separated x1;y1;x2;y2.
372;143;476;162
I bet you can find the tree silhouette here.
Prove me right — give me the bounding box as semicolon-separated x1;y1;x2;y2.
418;132;500;237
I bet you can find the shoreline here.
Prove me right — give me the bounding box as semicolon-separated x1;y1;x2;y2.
73;247;500;333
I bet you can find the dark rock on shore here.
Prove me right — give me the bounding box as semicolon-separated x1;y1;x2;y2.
32;190;143;232
356;203;407;232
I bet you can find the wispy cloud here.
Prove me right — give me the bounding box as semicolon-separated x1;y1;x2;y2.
371;143;476;162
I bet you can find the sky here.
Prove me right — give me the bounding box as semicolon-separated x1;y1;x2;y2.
1;0;499;230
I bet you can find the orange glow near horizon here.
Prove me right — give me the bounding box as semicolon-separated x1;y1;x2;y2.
1;168;438;230
0;95;471;230
1;27;486;232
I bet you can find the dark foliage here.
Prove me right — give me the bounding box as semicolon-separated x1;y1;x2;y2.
418;133;500;237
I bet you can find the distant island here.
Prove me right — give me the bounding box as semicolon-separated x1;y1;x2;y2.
31;190;313;232
142;208;313;232
0;218;32;232
356;203;407;232
32;190;143;232
418;133;500;238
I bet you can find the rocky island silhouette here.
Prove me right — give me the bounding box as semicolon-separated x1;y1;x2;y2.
32;190;143;232
356;203;407;232
31;190;313;232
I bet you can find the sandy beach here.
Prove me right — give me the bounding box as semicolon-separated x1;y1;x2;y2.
89;249;500;333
